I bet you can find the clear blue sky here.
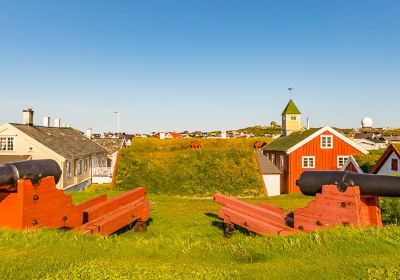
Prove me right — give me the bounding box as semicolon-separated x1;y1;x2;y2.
0;1;399;133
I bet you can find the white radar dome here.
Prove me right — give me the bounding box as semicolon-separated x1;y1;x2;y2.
361;117;373;128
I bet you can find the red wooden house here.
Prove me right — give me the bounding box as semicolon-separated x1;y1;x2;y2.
263;126;368;194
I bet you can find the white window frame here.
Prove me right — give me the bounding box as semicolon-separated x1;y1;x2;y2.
271;154;275;164
0;136;15;151
337;156;349;168
320;135;333;149
302;156;316;169
84;158;88;172
66;161;72;178
279;155;284;169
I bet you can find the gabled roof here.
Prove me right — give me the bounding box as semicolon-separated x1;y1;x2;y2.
263;128;320;152
11;123;107;159
92;138;125;154
255;150;282;175
263;126;368;155
370;144;400;174
281;99;301;115
340;155;364;174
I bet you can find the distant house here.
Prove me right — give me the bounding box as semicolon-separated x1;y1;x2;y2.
352;132;387;151
370;144;400;176
0;109;108;190
263;99;367;194
340;155;364;173
191;140;201;149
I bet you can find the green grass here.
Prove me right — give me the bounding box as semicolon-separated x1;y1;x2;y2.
115;138;271;196
0;187;400;280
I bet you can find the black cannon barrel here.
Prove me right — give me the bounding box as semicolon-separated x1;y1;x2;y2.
0;159;62;186
296;171;400;197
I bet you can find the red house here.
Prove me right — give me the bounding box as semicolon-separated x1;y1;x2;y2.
263;126;368;194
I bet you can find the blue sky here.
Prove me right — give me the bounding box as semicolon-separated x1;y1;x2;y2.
0;1;399;133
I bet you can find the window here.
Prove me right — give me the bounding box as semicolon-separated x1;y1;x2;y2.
78;160;82;175
84;158;88;172
392;159;399;171
290;116;297;121
321;135;333;149
337;156;349;168
279;155;284;169
66;161;72;178
271;154;275;164
302;156;315;168
0;137;15;151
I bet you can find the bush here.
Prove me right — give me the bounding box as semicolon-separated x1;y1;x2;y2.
380;197;400;225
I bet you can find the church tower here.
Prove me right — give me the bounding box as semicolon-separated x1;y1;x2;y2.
281;99;301;136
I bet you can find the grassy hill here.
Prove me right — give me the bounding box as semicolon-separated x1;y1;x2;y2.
114;138;271;196
1;189;399;280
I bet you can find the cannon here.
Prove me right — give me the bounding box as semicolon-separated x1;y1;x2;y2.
0;159;61;191
213;171;398;237
297;170;400;197
0;159;150;235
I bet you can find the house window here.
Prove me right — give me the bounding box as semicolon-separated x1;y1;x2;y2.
66;161;72;178
78;160;82;175
302;156;315;168
392;159;399;171
0;137;15;151
321;135;333;149
271;154;275;164
84;158;88;172
279;155;284;169
290;116;297;121
337;156;349;168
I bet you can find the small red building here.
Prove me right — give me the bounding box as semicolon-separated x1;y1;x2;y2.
263;126;368;194
191;140;202;149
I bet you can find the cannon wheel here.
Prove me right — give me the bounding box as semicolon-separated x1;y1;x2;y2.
133;219;147;232
223;223;235;238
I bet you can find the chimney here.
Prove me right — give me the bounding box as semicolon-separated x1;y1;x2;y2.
85;128;93;139
307;117;310;130
54;118;61;128
23;108;34;126
43;116;50;127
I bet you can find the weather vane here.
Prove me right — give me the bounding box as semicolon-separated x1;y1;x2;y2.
288;84;294;98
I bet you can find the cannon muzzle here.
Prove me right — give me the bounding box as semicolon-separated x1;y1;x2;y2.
0;159;62;187
296;171;400;197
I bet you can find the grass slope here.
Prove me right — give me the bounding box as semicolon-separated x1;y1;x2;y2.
0;188;399;280
115;138;270;196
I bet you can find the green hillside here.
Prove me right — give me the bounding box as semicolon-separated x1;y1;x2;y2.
114;138;271;196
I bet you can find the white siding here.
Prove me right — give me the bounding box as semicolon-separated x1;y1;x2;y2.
376;151;400;176
262;174;281;197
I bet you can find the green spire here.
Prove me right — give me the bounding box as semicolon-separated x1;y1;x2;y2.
281;99;301;115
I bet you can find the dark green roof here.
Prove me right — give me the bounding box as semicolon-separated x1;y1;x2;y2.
281;99;301;115
263;128;320;152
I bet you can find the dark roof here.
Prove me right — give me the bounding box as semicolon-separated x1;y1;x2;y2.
12;124;107;159
0;155;31;165
281;99;301;115
263;128;320;152
92;138;124;154
255;150;282;174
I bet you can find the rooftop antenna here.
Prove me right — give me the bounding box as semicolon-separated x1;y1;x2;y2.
114;111;120;138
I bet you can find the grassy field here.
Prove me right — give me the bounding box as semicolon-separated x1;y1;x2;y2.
0;187;400;280
115;138;271;196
